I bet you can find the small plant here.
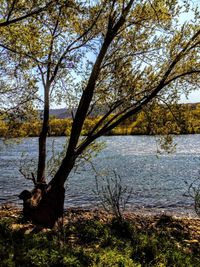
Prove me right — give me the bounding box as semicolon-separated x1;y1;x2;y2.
185;176;200;216
94;171;133;220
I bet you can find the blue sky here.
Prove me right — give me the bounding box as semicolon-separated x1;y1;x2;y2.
179;0;200;103
180;90;200;103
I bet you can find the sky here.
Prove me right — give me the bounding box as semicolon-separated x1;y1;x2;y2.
180;90;200;103
178;0;200;103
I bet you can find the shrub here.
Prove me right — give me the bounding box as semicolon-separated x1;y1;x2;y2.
94;171;133;220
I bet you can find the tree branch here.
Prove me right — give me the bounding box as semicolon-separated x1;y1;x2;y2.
0;43;42;64
0;1;56;27
46;6;62;84
6;0;17;22
49;4;105;83
164;69;200;87
87;100;124;137
75;29;200;155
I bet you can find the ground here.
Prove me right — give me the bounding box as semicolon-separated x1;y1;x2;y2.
0;204;200;266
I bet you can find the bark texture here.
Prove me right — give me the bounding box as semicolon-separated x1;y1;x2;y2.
19;184;65;228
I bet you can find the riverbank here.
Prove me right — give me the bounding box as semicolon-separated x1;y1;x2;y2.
1;204;200;266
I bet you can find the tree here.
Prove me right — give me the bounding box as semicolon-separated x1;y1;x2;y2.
1;0;200;227
0;0;62;124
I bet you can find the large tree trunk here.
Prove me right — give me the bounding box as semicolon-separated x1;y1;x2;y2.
19;158;75;228
19;183;65;228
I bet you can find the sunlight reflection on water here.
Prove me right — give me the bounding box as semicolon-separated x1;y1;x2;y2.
0;135;200;216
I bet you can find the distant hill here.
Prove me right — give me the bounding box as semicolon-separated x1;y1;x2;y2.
38;108;74;119
40;103;200;119
49;108;72;119
43;106;109;119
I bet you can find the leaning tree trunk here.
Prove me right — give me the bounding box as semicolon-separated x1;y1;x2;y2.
18;1;135;228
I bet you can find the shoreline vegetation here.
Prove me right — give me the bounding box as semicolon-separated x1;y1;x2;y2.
1;204;200;266
1;104;200;138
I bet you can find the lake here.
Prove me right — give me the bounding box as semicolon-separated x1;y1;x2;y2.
0;135;200;217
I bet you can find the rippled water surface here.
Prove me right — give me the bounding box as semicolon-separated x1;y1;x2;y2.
0;135;200;216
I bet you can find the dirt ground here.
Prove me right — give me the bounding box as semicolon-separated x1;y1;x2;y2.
0;203;200;243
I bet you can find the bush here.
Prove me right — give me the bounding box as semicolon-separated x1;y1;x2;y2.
76;219;110;244
92;249;138;267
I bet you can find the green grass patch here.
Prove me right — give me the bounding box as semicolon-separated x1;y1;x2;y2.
0;213;199;267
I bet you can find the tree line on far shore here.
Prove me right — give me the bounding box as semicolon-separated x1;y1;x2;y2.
1;103;200;138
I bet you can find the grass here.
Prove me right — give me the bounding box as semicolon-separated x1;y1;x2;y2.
0;207;200;267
